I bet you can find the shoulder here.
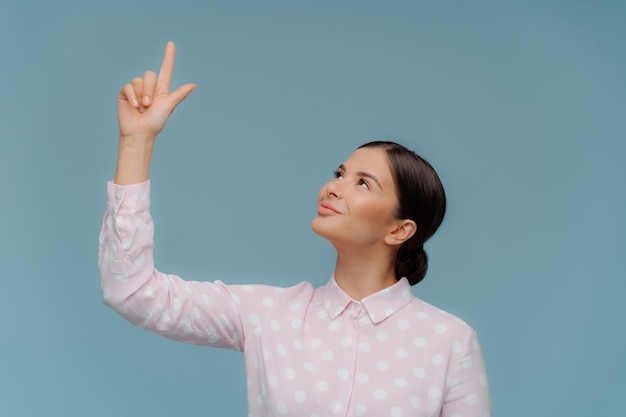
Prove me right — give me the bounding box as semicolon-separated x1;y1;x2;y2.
225;280;315;308
405;296;477;341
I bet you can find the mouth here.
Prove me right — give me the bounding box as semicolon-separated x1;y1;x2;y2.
318;201;341;215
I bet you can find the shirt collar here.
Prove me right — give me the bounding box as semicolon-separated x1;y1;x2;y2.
320;276;413;324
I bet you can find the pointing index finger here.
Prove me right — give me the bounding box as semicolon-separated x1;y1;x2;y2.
156;41;176;94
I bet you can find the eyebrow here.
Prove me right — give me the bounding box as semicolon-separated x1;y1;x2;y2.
337;164;382;189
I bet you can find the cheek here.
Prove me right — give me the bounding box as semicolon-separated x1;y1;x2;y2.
352;197;393;223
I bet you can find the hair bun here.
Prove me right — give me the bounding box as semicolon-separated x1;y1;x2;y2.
396;244;428;286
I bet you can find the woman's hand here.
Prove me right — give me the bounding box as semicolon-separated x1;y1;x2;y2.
114;42;196;185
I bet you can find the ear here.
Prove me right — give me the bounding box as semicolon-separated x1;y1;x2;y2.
384;219;417;246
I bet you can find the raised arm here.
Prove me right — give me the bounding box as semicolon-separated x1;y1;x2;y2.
102;43;242;348
114;41;196;185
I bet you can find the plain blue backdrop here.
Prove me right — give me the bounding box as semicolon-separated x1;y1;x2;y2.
1;1;624;416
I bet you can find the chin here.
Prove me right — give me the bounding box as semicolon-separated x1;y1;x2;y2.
311;220;351;251
311;217;325;237
311;216;335;241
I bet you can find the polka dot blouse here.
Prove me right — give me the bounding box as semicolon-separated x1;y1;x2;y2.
99;181;492;417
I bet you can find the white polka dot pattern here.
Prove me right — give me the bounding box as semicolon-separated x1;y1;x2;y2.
99;180;493;417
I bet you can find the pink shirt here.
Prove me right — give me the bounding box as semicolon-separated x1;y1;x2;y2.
99;181;492;417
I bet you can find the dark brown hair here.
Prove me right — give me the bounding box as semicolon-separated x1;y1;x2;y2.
358;141;447;285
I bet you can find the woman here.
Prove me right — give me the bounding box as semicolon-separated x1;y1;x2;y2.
100;42;492;417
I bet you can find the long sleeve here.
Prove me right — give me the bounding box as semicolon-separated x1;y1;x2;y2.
441;329;492;417
98;180;245;350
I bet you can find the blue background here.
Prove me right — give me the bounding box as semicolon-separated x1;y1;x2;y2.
1;1;624;416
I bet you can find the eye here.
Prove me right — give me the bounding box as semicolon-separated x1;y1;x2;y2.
333;170;343;179
359;179;370;190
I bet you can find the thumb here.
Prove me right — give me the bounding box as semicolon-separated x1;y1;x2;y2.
169;83;197;109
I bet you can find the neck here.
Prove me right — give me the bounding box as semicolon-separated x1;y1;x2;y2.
332;245;398;301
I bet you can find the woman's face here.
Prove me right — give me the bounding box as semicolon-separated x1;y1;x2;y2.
311;147;401;249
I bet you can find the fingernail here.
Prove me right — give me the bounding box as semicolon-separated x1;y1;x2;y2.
131;98;139;107
142;96;150;105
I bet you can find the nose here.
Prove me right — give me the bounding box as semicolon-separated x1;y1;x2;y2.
325;178;342;199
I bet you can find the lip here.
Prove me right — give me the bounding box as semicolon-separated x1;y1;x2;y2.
318;200;341;215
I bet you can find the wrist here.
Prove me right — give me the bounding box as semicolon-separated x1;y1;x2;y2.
114;135;156;186
118;132;156;148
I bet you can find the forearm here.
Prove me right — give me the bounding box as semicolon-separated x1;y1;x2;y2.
99;182;187;335
98;181;245;349
114;135;155;185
